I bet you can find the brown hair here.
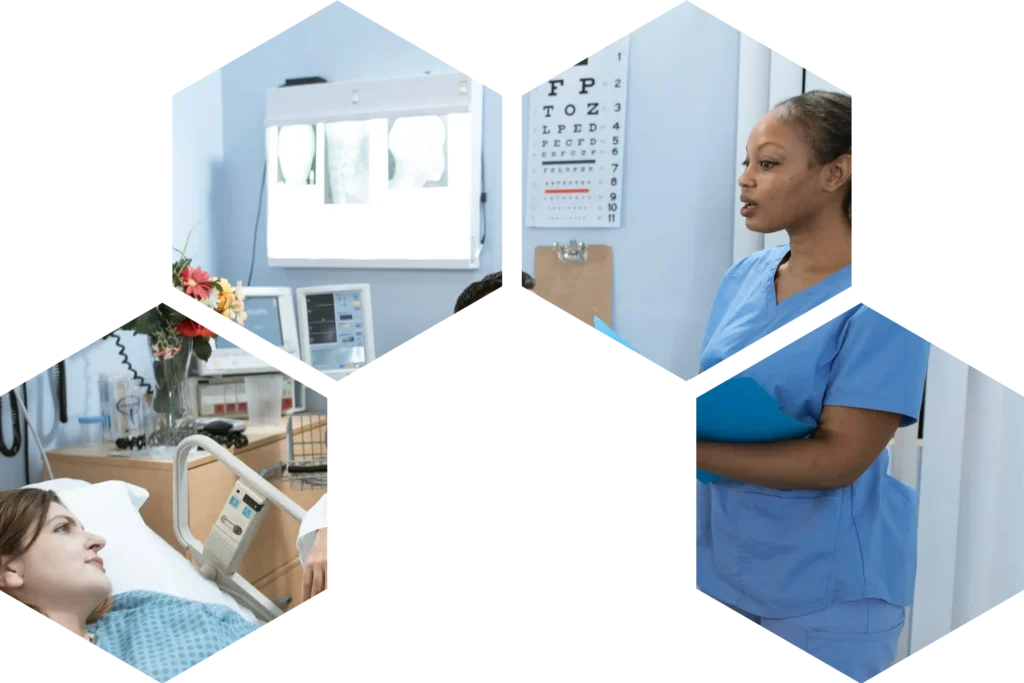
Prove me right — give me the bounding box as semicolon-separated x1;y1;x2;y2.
774;90;852;221
0;488;113;623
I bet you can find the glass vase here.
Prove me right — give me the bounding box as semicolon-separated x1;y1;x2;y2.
146;334;197;455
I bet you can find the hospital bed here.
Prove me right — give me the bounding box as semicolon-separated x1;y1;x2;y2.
24;434;322;626
172;435;308;622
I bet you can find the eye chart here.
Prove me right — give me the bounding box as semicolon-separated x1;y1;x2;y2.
526;36;630;228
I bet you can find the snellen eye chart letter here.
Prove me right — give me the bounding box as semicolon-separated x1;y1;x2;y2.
526;36;630;228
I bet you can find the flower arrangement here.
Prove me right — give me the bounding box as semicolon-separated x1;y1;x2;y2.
108;232;247;449
118;241;247;362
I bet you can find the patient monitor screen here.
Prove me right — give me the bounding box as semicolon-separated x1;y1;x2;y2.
305;291;368;370
218;297;284;349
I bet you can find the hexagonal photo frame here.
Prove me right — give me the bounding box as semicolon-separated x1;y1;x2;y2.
2;1;1015;683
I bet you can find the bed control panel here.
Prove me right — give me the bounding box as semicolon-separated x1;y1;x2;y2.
204;481;268;575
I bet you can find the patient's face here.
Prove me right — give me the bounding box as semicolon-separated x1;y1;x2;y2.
16;504;111;606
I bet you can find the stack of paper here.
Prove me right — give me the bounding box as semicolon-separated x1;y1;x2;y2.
592;316;815;483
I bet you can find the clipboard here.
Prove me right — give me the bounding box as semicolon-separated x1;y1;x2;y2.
534;241;612;326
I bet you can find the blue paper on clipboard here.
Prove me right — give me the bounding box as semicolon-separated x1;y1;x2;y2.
696;377;816;483
594;316;635;351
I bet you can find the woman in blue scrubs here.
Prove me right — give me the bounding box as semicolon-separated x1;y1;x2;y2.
697;91;930;682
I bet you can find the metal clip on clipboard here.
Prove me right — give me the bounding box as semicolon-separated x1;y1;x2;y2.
553;240;588;264
535;240;612;326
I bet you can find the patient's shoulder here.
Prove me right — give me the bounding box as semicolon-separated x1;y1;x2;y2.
109;590;162;608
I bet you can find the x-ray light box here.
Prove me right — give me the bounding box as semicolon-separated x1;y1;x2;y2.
265;72;484;270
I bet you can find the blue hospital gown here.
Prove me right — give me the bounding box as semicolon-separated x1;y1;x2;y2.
87;591;258;682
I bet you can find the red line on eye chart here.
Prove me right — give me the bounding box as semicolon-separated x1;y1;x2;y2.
544;189;591;194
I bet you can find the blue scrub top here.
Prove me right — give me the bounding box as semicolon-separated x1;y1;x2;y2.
697;245;930;619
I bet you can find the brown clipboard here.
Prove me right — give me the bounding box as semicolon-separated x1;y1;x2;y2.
534;242;613;327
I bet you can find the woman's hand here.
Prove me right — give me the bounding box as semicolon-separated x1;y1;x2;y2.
302;528;327;602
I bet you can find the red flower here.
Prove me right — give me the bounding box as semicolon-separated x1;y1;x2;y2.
175;320;215;338
180;267;215;300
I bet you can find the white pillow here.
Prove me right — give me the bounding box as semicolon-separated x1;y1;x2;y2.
23;478;90;495
24;478;149;510
24;480;258;623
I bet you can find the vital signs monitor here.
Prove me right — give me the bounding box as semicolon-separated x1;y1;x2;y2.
296;284;375;380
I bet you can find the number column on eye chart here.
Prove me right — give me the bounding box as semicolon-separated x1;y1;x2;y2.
526;37;630;229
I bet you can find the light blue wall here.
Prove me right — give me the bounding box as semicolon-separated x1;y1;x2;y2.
173;69;224;266
522;3;740;379
1;70;229;488
213;3;502;357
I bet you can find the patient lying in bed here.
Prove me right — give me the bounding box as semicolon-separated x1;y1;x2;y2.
0;488;257;682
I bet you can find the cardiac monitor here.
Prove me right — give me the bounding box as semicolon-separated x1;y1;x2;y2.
296;284;376;380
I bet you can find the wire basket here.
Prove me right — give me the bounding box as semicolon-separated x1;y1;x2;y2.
260;413;327;490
